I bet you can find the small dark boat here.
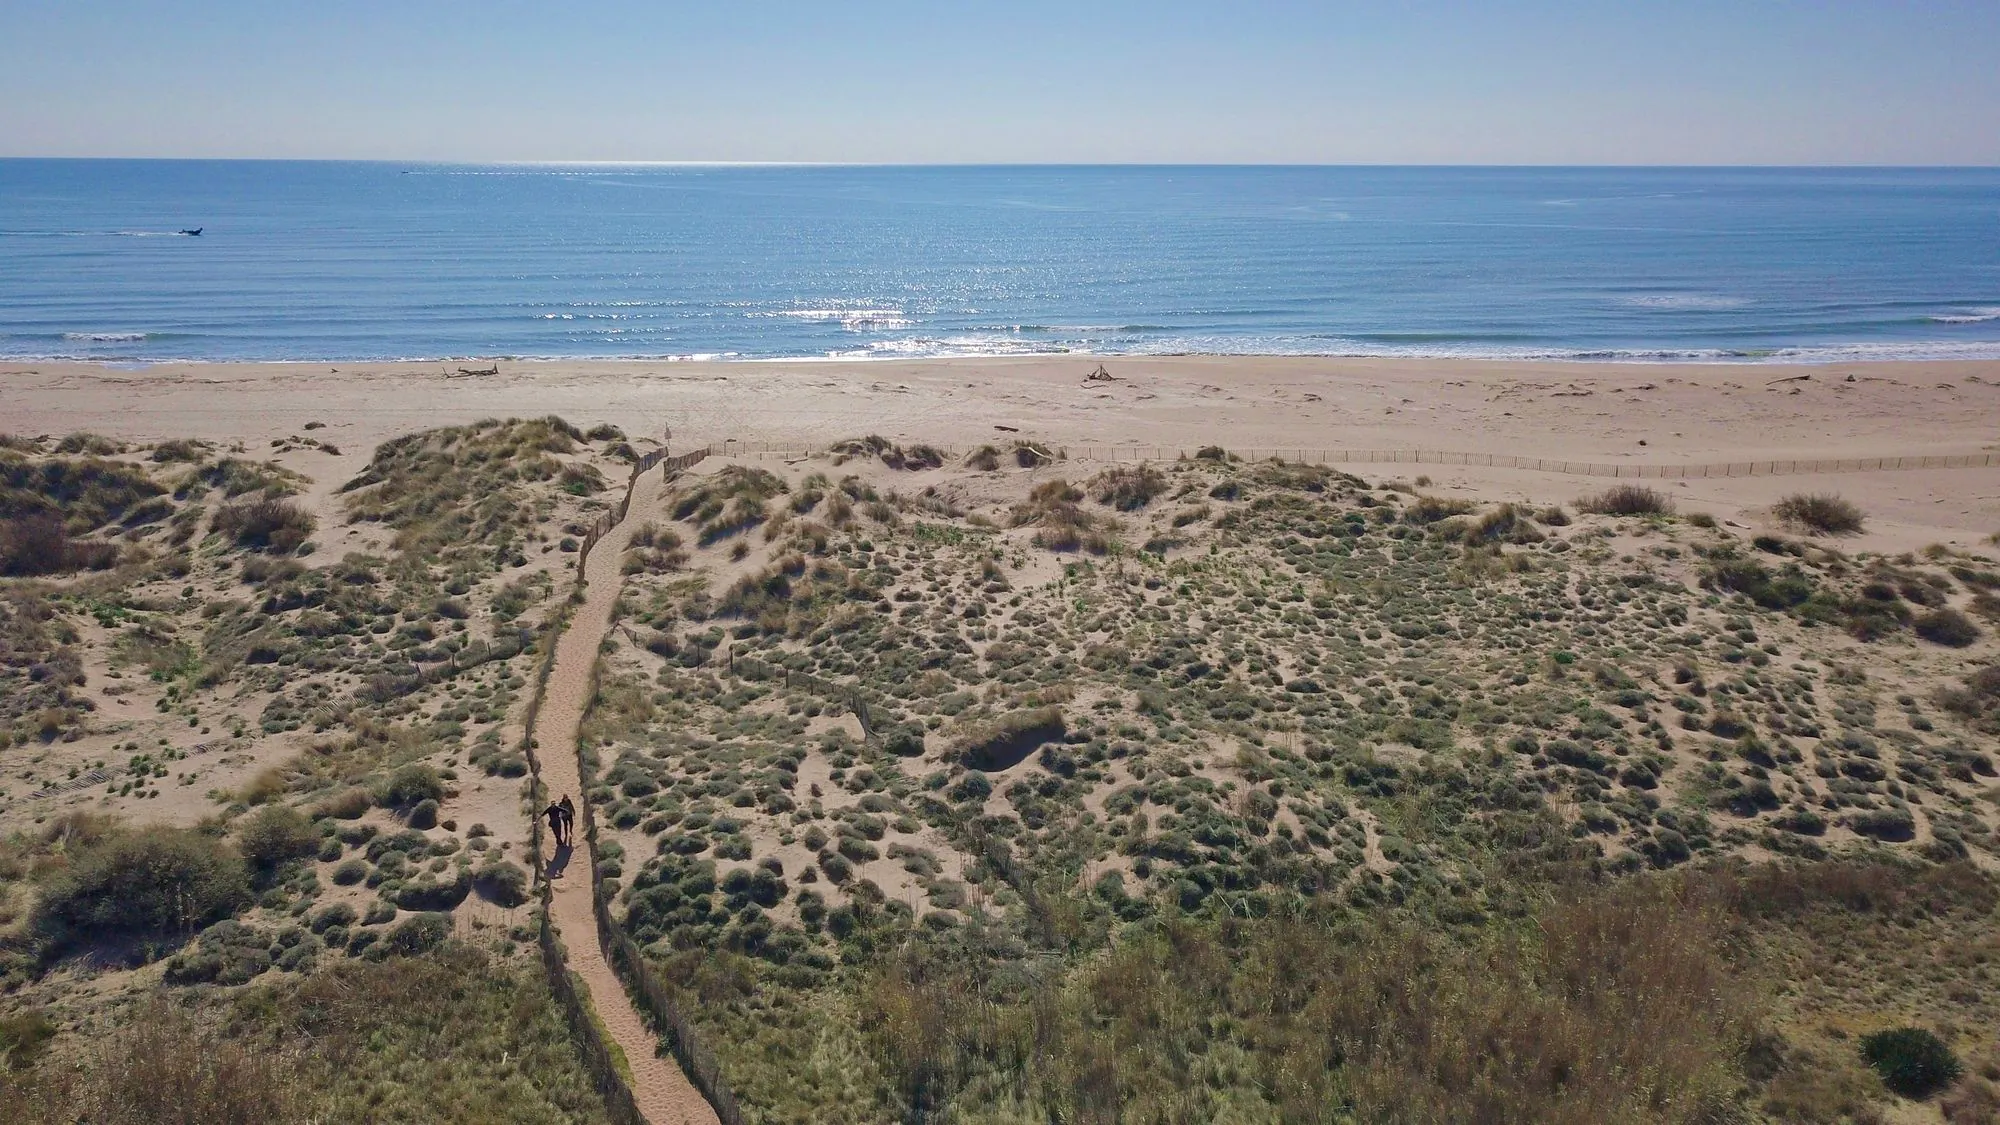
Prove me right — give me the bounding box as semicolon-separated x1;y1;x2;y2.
180;227;202;236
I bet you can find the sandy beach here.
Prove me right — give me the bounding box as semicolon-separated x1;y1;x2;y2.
7;355;1997;551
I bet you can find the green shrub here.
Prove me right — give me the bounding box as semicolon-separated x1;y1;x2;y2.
1775;493;1865;535
163;919;273;985
378;763;443;808
310;903;359;933
1850;808;1916;842
1860;1027;1961;1098
236;806;319;870
35;827;250;943
406;798;440;830
473;861;529;907
1703;558;1815;610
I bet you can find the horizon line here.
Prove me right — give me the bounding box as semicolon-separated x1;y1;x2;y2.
4;157;2000;170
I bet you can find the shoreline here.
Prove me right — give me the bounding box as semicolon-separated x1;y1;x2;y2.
16;343;2000;367
6;353;1997;553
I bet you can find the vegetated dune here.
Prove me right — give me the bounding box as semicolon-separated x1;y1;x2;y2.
2;402;1998;1122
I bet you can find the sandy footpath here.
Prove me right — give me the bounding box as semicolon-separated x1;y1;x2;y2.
5;354;1997;549
532;465;720;1125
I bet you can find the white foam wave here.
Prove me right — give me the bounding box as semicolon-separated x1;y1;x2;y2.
1616;294;1749;311
63;332;147;342
1930;307;2000;324
802;333;2000;365
765;308;905;320
757;308;914;330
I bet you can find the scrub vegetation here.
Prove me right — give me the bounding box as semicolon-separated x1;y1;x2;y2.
5;426;1997;1123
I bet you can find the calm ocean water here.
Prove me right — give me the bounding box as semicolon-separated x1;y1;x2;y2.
2;161;1997;364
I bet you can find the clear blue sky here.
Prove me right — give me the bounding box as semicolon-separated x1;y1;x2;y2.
4;0;1997;163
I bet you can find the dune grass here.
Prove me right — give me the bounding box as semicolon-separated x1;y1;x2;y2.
1774;492;1865;535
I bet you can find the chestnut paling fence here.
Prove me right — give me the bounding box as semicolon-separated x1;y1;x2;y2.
729;652;880;743
715;442;1999;478
515;440;744;1125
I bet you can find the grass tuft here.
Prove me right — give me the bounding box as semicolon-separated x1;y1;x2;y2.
1577;485;1673;516
1774;493;1865;536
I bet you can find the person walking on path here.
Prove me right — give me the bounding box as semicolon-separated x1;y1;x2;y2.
558;795;577;845
543;798;568;848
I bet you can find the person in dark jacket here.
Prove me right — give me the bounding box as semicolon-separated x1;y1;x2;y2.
544;799;568;847
558;795;577;843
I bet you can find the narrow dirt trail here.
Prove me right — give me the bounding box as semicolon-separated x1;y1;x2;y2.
533;467;719;1125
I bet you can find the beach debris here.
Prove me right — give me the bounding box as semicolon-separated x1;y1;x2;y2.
1014;441;1055;468
1084;363;1118;383
994;424;1020;432
453;365;499;378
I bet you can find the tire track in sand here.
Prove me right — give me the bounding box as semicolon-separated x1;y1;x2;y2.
534;465;720;1125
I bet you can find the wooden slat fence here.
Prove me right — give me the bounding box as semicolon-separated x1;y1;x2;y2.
728;652;880;744
714;443;1998;478
29;737;234;800
512;603;649;1123
572;665;747;1125
576;445;713;572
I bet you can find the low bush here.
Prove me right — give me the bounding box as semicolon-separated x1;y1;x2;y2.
377;763;443;809
163;919;275;985
955;706;1066;771
1937;667;2000;733
1775;493;1865;536
1914;608;1980;648
0;1011;57;1071
213;499;315;553
312;787;372;820
473;861;528;907
1703;558;1815;610
1860;1027;1961;1098
35;827;250;944
0;515;117;576
1402;495;1476;525
1577;485;1673;516
0;996;308;1122
1090;465;1166;511
406;798;440;830
236;806;319;870
383;913;453;956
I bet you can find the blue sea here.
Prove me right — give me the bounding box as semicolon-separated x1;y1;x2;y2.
2;161;1998;364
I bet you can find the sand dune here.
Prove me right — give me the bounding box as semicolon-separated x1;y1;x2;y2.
5;355;1997;552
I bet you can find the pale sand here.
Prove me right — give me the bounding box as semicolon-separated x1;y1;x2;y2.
5;356;1997;551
